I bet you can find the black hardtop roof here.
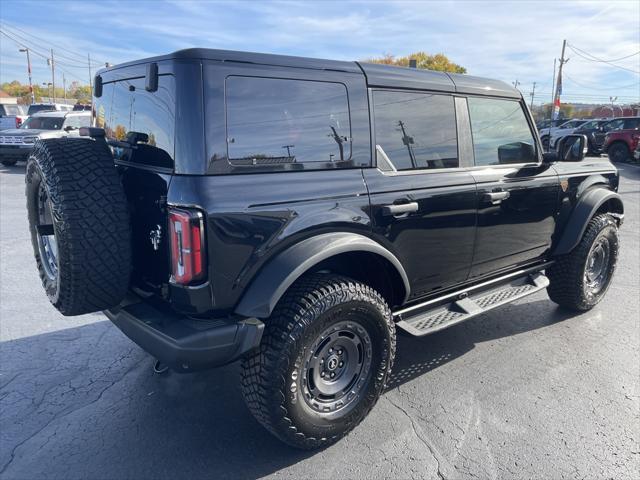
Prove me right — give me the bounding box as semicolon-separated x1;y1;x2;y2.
100;48;521;99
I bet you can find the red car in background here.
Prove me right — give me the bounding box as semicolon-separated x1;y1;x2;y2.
604;116;640;162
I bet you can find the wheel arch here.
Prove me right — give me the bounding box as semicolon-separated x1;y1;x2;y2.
553;187;623;255
607;139;630;153
234;232;410;318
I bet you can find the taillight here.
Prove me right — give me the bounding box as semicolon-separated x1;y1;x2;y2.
15;117;22;128
168;208;206;285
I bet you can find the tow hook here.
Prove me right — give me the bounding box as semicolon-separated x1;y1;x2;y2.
153;359;169;374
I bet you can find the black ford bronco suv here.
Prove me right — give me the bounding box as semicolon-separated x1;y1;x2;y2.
25;49;624;449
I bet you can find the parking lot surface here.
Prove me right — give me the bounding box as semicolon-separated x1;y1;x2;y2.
1;159;639;480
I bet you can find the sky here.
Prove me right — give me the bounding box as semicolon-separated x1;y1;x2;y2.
0;0;639;105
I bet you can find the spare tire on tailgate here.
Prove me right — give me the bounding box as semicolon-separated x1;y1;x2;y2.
25;138;131;316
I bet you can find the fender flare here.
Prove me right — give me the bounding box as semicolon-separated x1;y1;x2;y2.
234;232;411;318
553;188;623;255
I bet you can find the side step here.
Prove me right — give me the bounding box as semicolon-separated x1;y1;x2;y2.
395;272;549;336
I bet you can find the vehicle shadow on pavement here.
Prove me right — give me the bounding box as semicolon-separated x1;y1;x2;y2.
0;297;580;480
0;163;27;175
387;298;577;390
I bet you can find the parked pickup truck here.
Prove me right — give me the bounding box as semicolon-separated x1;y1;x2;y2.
25;48;624;450
0;104;27;131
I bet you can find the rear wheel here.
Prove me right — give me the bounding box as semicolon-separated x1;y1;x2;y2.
608;142;630;163
1;158;18;166
241;273;395;449
547;214;619;311
26;138;131;316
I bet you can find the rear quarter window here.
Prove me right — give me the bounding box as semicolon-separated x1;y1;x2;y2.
95;75;176;170
225;76;352;169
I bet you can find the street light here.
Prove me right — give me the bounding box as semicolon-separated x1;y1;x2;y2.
42;82;52;101
610;96;618;118
19;48;35;104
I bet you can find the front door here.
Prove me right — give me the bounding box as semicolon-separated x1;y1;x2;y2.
465;96;559;278
365;90;477;300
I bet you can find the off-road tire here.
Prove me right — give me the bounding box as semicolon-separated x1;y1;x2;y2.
547;214;619;311
608;142;630;163
1;158;18;166
241;273;396;449
25;138;131;316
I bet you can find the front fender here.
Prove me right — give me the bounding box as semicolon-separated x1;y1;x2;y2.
553;188;623;255
234;232;410;318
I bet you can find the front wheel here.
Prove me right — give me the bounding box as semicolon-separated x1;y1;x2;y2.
547;214;619;311
241;274;396;449
608;142;630;163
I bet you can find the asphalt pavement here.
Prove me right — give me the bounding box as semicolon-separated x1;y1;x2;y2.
1;159;639;480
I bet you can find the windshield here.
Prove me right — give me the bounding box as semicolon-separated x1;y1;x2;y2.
1;105;24;116
27;105;56;115
580;120;598;129
21;116;65;130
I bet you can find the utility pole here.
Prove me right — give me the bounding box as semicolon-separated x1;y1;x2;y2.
397;120;416;168
609;96;618;118
549;58;557;121
552;39;569;121
63;74;67;101
529;82;537;110
88;53;93;105
19;48;35;104
328;126;345;161
48;49;56;103
282;144;295;158
513;79;520;89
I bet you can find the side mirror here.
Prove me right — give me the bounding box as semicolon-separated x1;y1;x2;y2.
556;134;588;162
145;63;158;92
94;75;103;98
63;125;76;132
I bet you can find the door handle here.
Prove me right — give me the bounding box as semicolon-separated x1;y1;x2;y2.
483;191;510;205
382;202;419;216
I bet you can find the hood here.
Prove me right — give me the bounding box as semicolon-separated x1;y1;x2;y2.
0;129;48;136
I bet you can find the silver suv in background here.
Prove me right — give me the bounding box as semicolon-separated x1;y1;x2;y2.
0;110;91;166
26;103;73;115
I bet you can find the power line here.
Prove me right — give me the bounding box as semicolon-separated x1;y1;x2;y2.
567;43;640;63
563;73;639;91
567;43;640;75
0;26;101;68
0;22;105;65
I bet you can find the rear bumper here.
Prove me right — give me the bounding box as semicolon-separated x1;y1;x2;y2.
104;295;264;372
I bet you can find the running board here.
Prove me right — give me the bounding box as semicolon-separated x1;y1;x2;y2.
395;272;549;337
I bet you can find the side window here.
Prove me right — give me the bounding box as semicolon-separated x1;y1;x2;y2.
95;75;176;169
373;91;458;170
468;97;537;166
604;119;624;132
63;115;89;129
225;77;351;166
624;118;640;130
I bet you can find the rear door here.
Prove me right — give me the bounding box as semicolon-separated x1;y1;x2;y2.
465;96;559;278
364;91;478;300
94;67;177;292
595;118;624;150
